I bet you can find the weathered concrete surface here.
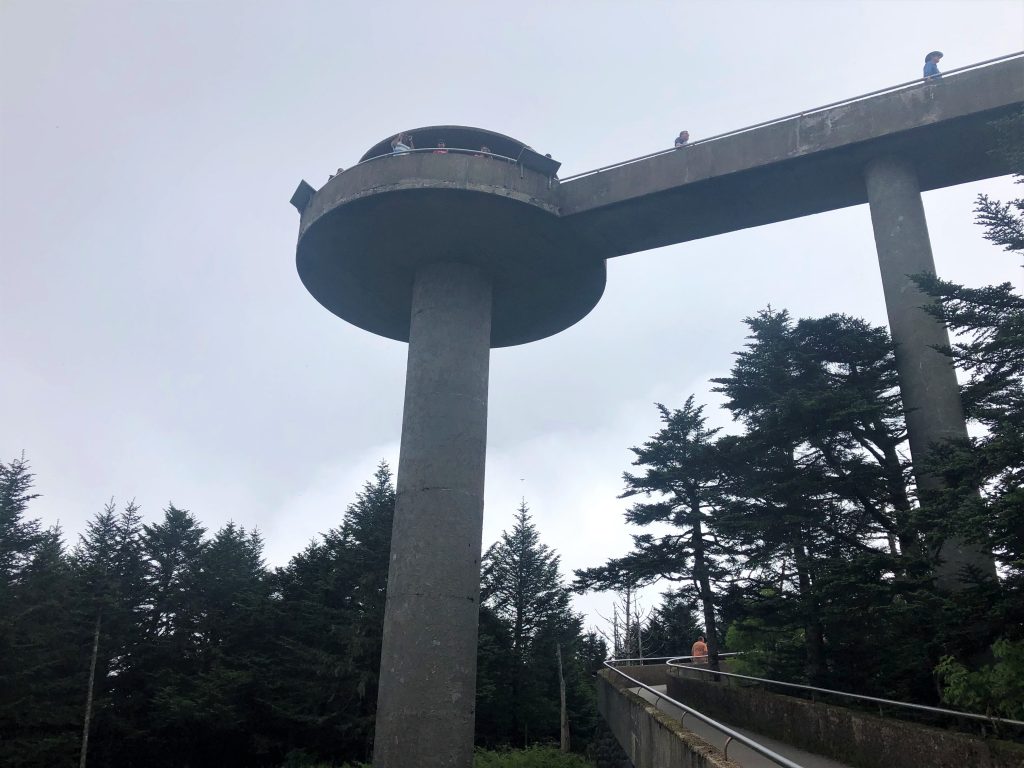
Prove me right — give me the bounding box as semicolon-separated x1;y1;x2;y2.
865;155;995;584
297;147;605;347
612;664;673;687
634;685;852;768
666;667;1024;768
373;263;492;768
597;671;740;768
560;57;1024;257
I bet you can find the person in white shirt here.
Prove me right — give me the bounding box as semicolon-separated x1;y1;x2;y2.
391;132;414;153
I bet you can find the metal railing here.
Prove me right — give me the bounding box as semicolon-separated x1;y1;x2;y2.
666;657;1024;729
360;146;519;165
603;658;806;767
559;51;1024;183
609;652;742;665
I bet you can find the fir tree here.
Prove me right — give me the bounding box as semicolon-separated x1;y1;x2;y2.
267;461;395;765
481;501;581;747
0;454;41;586
72;499;146;768
0;527;84;768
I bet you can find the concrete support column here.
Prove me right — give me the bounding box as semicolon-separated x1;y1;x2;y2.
374;262;492;768
864;156;994;586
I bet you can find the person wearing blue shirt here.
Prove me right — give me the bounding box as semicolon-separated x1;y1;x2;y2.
923;51;943;81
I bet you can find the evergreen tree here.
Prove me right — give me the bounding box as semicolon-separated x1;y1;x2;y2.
0;454;41;588
710;309;932;692
72;499;146;768
915;267;1023;590
576;631;608;676
176;522;273;766
574;398;729;668
480;501;587;748
642;591;704;658
914;111;1024;694
336;460;395;725
482;501;572;661
711;309;833;682
267;461;395;765
0;456;71;768
110;505;207;765
0;526;84;768
475;604;516;748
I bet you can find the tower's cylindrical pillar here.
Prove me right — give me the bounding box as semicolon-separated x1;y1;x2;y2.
864;156;994;586
374;261;492;768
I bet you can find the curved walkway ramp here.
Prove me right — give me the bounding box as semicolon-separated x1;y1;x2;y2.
632;685;849;768
598;664;850;768
598;661;1024;768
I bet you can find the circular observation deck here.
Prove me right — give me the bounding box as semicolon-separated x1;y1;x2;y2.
295;126;605;348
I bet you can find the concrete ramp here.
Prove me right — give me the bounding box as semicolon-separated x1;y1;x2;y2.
597;669;740;768
559;56;1024;259
665;666;1024;768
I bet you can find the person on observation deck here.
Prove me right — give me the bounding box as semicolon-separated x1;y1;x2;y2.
691;635;708;664
674;130;690;148
391;132;414;153
923;51;943;81
433;140;449;154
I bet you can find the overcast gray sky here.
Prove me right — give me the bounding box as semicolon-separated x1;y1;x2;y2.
3;0;1022;632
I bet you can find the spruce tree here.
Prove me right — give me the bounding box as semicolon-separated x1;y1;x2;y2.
267;461;395;765
0;527;84;768
0;454;41;587
481;501;579;746
72;499;146;768
115;505;207;765
183;522;273;765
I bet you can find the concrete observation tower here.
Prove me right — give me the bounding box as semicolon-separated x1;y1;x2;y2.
292;126;603;768
291;54;1022;768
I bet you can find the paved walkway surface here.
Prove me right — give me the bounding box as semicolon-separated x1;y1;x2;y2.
633;686;852;768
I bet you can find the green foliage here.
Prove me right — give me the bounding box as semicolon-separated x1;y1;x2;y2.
0;526;85;767
482;501;573;658
268;461;396;765
0;454;41;584
479;501;598;753
936;639;1024;720
913;111;1024;664
724;612;806;682
643;590;703;658
574;398;728;663
474;746;595;767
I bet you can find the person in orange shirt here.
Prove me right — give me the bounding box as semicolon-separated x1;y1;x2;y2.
691;635;708;664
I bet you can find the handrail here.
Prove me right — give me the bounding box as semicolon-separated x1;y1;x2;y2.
603;659;806;768
558;51;1024;183
610;652;742;665
361;147;519;165
666;658;1024;728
